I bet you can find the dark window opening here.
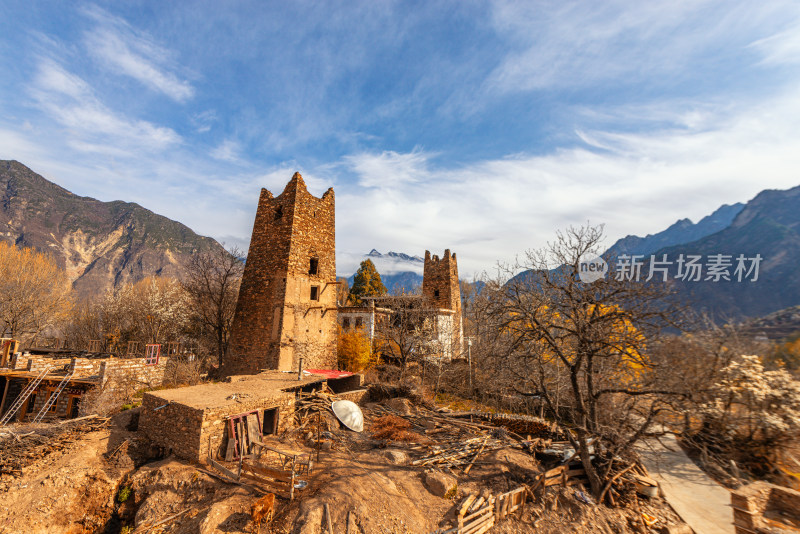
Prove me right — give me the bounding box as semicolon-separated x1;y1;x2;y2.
26;393;37;414
434;289;440;298
262;408;279;435
309;257;319;275
69;396;81;418
355;317;363;329
275;206;283;220
310;286;320;301
342;318;351;330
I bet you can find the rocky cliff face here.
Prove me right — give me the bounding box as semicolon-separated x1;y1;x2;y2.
0;160;225;298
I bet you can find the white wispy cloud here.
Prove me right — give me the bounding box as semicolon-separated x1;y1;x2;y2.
333;88;800;277
191;110;217;133
750;22;800;65
486;1;800;93
81;5;194;102
344;148;430;188
210;139;243;163
30;59;182;153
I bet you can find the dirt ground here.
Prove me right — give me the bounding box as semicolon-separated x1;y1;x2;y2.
0;400;688;534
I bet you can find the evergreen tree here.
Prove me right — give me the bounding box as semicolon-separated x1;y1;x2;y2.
349;259;387;305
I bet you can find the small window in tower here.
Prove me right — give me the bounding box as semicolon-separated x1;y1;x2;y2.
310;286;320;301
434;289;440;298
309;257;319;275
342;318;351;330
275;206;283;220
355;317;363;329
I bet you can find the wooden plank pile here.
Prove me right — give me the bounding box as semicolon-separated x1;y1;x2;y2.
209;435;311;500
433;459;598;533
449;411;555;437
440;485;532;534
411;436;504;469
529;460;590;492
224;412;262;461
496;486;528;520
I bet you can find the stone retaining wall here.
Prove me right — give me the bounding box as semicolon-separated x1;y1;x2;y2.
139;393;205;461
731;481;800;533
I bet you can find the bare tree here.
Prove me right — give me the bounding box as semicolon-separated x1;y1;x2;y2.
374;296;440;379
183;246;243;366
481;224;687;497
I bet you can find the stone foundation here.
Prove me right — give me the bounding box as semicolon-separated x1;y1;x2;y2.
731;481;800;533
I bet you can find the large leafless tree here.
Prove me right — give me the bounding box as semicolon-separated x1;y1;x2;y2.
481;224;688;496
183;246;244;366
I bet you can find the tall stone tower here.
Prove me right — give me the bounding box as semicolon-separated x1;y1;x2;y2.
422;249;464;358
223;173;337;376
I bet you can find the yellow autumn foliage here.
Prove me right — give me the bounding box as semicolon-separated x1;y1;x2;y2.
0;240;72;342
337;327;378;372
514;302;648;379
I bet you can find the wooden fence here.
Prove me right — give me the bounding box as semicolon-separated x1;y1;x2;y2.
441;459;590;534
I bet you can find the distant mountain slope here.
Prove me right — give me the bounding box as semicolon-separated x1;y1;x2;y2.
509;186;800;321
605;203;744;258
658;185;800;319
743;305;800;340
0;160;225;297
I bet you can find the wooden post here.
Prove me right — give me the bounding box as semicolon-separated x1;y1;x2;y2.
316;409;322;463
324;503;334;534
0;378;11;416
290;456;296;501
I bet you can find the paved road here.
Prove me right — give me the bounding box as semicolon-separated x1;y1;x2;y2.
638;433;735;534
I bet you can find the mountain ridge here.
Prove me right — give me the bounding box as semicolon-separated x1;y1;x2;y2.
0;160;226;297
605;202;744;259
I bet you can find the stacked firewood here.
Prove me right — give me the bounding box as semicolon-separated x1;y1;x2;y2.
411;436;505;469
294;391;336;430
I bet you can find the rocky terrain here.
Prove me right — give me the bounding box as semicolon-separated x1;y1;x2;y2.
0;160;225;299
0;396;687;534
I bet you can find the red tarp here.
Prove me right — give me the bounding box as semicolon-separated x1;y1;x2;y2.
305;369;354;379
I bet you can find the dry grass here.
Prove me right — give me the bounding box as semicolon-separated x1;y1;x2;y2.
371;415;422;442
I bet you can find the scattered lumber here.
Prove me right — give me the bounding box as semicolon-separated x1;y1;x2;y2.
412;436;508;469
57;413;99;425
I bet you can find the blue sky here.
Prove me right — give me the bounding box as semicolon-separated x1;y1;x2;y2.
1;1;800;277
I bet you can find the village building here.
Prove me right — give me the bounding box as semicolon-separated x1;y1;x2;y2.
3;172;460;463
139;173;369;461
223;173;337;376
0;347;170;424
338;250;465;360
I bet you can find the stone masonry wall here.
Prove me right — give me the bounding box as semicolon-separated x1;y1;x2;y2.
27;357;72;373
70;358;105;378
422;250;464;358
99;357;170;391
224;172;337;376
731;481;800;533
25;384;90;420
139;393;205;461
140;391;296;462
198;394;296;462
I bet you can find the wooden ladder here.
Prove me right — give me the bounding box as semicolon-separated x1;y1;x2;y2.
32;372;74;423
0;366;51;426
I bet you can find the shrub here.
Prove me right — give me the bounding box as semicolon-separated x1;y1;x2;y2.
117;486;132;503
